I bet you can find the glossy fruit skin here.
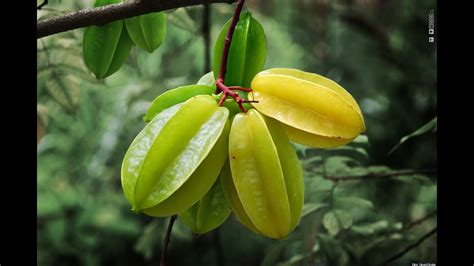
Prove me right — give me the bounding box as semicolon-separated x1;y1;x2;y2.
213;12;267;89
144;85;215;122
250;68;365;148
121;95;229;211
220;160;261;234
83;0;133;79
125;12;166;53
143;120;230;217
178;177;232;234
225;109;304;239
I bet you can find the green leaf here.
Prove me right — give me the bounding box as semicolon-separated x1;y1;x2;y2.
301;203;329;217
37;104;49;143
125;12;166;53
352;134;369;145
307;146;369;163
389;117;437;154
349;134;370;149
143;85;215;122
394;174;435;186
83;0;133;79
103;26;134;77
166;8;196;32
351;220;404;236
334;197;374;210
45;74;80;111
213;12;267;88
323;209;353;236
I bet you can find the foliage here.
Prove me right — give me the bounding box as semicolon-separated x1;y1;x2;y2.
37;0;437;265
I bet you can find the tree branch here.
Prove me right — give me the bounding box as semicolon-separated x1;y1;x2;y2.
160;215;177;266
37;0;49;10
216;0;245;84
37;0;237;39
324;169;437;182
403;210;437;232
214;0;258;112
379;226;437;266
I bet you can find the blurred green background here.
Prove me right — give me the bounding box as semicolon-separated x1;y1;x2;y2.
37;0;437;265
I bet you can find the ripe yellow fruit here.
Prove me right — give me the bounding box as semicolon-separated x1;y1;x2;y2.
250;68;365;148
224;109;304;239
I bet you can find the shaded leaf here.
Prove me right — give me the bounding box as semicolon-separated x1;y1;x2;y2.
37;104;49;144
323;209;353;235
125;12;166;53
351;220;389;235
389;117;437;154
166;8;196;32
334;197;374;210
45;74;80;111
301;203;329;217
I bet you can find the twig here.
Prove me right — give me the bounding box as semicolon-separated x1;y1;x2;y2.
39;7;70;14
37;0;237;39
216;0;245;85
212;230;224;266
214;0;258;112
37;0;49;10
160;215;177;266
403;210;437;232
324;169;437;182
379;226;437;266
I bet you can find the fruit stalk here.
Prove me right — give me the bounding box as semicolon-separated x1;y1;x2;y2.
215;0;257;112
160;215;177;266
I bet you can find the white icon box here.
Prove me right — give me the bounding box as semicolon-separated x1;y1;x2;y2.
429;29;434;34
429;37;434;43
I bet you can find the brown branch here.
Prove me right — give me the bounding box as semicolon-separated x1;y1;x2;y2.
403;210;437;232
324;169;437;182
37;0;237;39
160;215;177;266
379;226;437;266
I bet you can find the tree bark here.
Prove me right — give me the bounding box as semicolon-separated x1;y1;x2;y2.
37;0;236;39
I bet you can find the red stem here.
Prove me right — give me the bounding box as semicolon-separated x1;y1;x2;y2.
217;0;245;83
215;0;257;112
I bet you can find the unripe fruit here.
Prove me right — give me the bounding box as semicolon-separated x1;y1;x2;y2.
213;12;267;89
178;178;231;234
144;85;215;122
121;95;229;213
